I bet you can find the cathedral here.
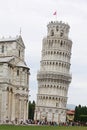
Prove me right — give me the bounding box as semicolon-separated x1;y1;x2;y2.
34;21;72;123
0;35;30;124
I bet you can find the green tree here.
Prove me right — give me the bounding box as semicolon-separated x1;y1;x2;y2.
28;100;35;120
74;105;87;123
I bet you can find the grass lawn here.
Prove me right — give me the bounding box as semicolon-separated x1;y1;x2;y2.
0;125;87;130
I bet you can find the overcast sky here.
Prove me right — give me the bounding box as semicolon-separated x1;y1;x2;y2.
0;0;87;106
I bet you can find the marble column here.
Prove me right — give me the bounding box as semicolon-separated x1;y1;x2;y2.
11;93;15;122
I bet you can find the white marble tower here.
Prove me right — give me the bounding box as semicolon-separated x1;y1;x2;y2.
34;21;72;123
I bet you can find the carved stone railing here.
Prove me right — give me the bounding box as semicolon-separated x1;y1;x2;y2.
37;71;72;82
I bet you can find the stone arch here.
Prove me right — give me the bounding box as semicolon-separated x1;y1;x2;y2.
58;40;60;43
54;85;56;88
51;51;53;55
64;63;66;67
66;53;68;57
57;85;59;88
56;26;59;31
52;40;54;43
65;63;67;68
42;85;44;88
51;30;54;36
56;97;58;100
62;87;64;90
54;51;56;54
46;96;48;99
50;85;52;88
55;40;57;43
59;52;62;56
65;53;67;57
7;87;9;91
59;62;61;66
62;63;63;67
60;86;62;89
10;88;13;93
48;51;50;54
53;97;55;100
49;97;51;99
2;45;4;53
60;40;63;46
43;96;45;99
56;62;58;65
57;51;59;54
64;41;65;45
64;87;66;90
49;40;51;44
48;61;50;65
47;85;49;87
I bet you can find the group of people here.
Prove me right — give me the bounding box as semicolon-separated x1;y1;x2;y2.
27;119;87;126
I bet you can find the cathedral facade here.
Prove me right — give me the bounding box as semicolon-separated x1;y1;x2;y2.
34;21;72;123
0;35;30;124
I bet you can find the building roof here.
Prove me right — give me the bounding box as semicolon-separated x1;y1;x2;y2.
16;61;29;69
0;56;29;70
67;110;75;115
0;56;14;63
0;35;25;48
0;36;19;42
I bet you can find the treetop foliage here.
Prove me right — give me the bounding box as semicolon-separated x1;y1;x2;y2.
74;105;87;123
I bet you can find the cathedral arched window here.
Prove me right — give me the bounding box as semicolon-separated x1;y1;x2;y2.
56;26;59;31
62;63;63;67
60;41;63;46
49;97;51;99
47;85;49;87
19;50;20;57
54;51;56;54
2;45;4;53
57;51;59;54
64;41;65;45
57;86;59;88
10;88;13;93
27;73;29;85
51;85;52;88
46;97;48;99
7;87;9;91
56;103;58;107
53;97;54;100
51;51;53;55
59;63;61;66
52;40;53;43
56;62;58;65
17;70;19;76
55;40;57;43
60;30;64;37
51;30;54;36
49;109;52;112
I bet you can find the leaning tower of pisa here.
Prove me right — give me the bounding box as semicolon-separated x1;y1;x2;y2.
34;21;72;123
